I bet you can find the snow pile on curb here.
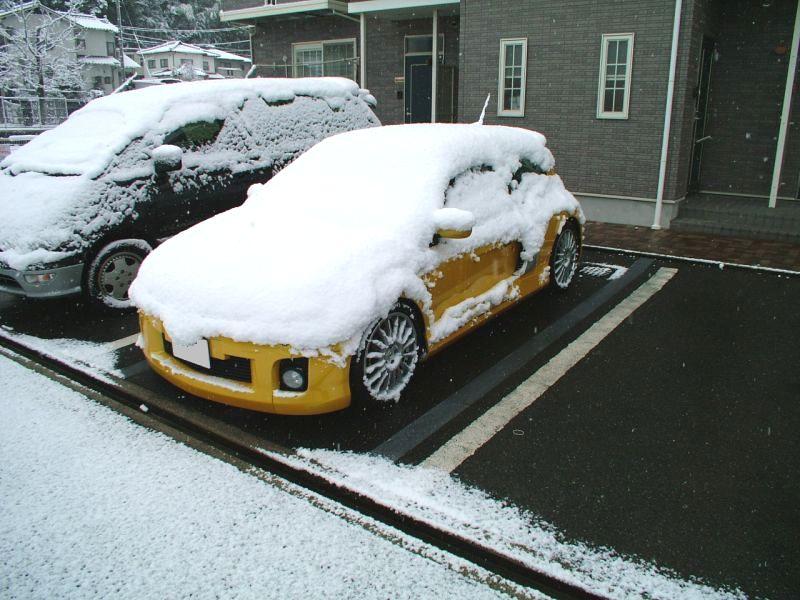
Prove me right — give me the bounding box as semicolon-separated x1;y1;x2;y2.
270;449;745;600
0;355;529;599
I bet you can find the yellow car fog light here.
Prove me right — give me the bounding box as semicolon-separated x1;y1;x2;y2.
279;358;309;392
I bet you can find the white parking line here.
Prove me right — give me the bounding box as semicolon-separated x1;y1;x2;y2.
104;334;140;352
421;267;678;473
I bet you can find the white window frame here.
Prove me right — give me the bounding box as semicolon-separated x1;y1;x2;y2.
497;38;528;118
292;38;357;79
597;33;635;119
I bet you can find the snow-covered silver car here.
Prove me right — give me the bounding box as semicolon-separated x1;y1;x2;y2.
0;78;379;307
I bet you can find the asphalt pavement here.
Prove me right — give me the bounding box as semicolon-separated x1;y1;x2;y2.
1;249;797;598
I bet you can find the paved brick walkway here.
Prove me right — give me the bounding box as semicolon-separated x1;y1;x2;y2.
585;221;800;272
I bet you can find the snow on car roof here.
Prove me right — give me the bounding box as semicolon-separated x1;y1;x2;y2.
1;77;366;178
130;124;581;357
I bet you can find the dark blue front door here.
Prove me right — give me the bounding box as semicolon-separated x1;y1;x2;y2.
405;56;432;123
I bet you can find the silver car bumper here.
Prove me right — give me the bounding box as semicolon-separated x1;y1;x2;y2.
0;262;84;298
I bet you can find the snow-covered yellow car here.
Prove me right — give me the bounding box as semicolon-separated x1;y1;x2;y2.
133;124;583;415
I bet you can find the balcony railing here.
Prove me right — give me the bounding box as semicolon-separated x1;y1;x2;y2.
0;97;82;129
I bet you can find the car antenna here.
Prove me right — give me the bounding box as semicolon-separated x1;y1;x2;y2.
475;93;490;125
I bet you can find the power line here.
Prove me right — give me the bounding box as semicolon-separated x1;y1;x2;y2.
123;25;252;34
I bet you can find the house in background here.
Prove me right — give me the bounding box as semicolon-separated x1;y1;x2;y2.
68;12;123;94
137;41;252;80
220;0;800;239
0;2;126;95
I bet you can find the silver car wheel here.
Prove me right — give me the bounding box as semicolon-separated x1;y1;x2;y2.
552;227;579;289
361;310;420;401
96;251;142;302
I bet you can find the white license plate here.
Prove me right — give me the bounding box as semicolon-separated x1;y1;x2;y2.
171;338;210;369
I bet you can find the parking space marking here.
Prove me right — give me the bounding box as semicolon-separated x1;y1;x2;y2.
421;267;678;473
372;258;655;462
104;333;139;352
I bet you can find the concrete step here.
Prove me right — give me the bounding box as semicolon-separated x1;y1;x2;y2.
679;204;800;229
670;216;800;243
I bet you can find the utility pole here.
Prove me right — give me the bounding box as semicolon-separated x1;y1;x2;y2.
116;0;124;85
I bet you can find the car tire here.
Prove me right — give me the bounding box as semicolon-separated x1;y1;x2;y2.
350;301;424;408
85;239;152;310
550;220;581;290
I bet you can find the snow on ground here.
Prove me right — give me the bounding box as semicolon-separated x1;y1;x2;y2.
0;327;122;379
131;124;582;361
270;449;745;600
0;354;536;600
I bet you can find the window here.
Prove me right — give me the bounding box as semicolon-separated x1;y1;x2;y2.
103;76;111;84
106;42;115;56
75;38;86;50
497;38;527;117
160;58;168;68
292;39;356;79
597;33;634;119
203;61;210;72
180;58;193;66
164;120;224;151
404;34;444;57
147;59;156;69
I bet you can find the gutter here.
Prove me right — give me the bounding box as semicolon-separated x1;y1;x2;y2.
652;0;683;230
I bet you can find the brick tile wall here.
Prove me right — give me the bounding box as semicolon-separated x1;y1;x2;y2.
459;0;675;200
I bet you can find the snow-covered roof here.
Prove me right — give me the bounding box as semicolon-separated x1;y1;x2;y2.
124;54;140;69
202;47;251;63
64;13;118;33
138;41;208;56
138;41;251;64
130;124;582;356
1;77;365;178
79;55;121;67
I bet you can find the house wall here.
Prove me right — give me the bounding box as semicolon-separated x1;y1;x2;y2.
82;28;113;57
250;13;459;125
252;15;359;78
142;52;204;76
459;0;676;205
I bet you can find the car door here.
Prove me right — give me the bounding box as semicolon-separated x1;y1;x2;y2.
425;166;522;338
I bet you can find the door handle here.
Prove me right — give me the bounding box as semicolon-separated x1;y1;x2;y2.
695;136;712;144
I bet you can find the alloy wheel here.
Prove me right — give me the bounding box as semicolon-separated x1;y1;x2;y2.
96;251;142;301
553;227;579;289
361;310;420;401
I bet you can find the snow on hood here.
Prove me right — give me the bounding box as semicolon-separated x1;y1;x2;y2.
0;172;91;269
1;78;366;178
130;124;580;355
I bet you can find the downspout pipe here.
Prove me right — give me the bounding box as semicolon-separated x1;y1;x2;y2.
652;0;683;230
360;13;366;88
431;9;438;123
768;0;800;208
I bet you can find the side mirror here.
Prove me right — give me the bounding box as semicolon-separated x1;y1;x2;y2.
433;207;474;240
152;144;183;174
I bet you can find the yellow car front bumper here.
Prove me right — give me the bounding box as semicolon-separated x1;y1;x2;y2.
138;314;352;415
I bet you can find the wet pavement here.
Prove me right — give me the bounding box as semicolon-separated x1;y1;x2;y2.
586;221;800;271
2;249;798;598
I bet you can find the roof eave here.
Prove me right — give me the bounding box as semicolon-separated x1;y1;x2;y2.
220;0;348;23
